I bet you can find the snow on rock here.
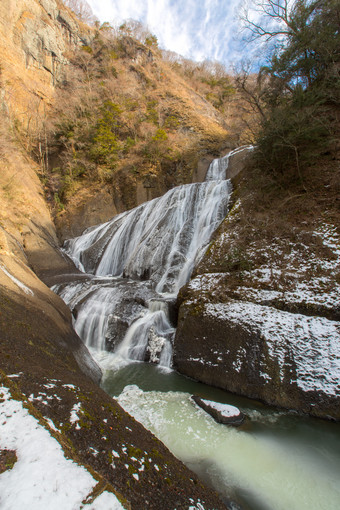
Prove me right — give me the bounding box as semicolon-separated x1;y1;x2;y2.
191;396;245;426
0;385;124;510
87;490;124;509
175;293;340;418
189;503;206;510
200;399;240;418
70;402;82;425
196;222;340;318
0;264;34;296
188;273;226;292
205;301;340;397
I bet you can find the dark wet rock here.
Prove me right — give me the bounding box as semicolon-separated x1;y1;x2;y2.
0;449;17;474
0;287;227;510
226;146;253;179
192;396;245;426
174;298;340;421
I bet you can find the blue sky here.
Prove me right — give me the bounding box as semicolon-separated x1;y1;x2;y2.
86;0;248;69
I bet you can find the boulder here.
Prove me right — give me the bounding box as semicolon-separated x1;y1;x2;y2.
174;298;340;421
192;396;245;426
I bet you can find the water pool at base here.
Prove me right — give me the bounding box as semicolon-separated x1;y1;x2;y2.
99;359;340;510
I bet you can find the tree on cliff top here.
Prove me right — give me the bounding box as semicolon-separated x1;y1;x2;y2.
239;0;340;182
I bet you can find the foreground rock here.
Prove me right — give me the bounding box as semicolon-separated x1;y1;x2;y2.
0;273;227;509
192;396;245;426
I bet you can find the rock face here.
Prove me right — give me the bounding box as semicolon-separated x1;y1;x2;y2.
54;188;118;243
226;146;253;179
174;166;340;421
175;297;340;420
0;0;92;116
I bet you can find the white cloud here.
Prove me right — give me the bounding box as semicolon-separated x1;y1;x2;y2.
87;0;244;67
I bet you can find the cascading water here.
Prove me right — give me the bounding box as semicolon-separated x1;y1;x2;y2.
54;149;237;367
64;179;231;294
205;146;253;181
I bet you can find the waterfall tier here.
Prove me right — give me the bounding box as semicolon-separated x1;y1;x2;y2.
65;179;231;294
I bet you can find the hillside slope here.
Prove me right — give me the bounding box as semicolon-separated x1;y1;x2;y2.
45;28;239;240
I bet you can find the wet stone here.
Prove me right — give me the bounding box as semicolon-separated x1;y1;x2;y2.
192;396;246;426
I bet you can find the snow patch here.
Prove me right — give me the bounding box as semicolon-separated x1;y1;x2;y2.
0;385;123;509
87;491;123;509
70;402;82;425
205;301;340;397
200;399;241;418
45;418;59;432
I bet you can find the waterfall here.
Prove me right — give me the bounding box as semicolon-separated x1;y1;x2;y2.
65;180;231;294
205;153;230;181
205;146;253;181
56;149;239;368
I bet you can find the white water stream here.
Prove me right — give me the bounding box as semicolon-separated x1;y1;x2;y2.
65;179;231;294
53;146;340;510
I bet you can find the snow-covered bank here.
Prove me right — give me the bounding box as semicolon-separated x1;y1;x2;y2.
0;385;123;510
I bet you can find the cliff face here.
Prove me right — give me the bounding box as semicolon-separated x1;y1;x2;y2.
0;0;94;266
0;0;91;117
0;3;230;507
0;0;91;359
0;0;101;394
174;156;340;421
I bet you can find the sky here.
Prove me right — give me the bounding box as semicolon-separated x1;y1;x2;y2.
86;0;249;69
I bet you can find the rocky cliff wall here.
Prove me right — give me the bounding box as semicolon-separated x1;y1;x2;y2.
174;161;340;421
0;0;92;119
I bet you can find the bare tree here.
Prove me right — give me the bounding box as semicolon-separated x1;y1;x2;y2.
63;0;98;25
240;0;293;42
234;63;268;119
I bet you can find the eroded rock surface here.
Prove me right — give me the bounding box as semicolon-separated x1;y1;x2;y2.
175;296;340;420
174;181;340;421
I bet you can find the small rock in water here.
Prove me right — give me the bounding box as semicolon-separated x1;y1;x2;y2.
191;396;245;426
